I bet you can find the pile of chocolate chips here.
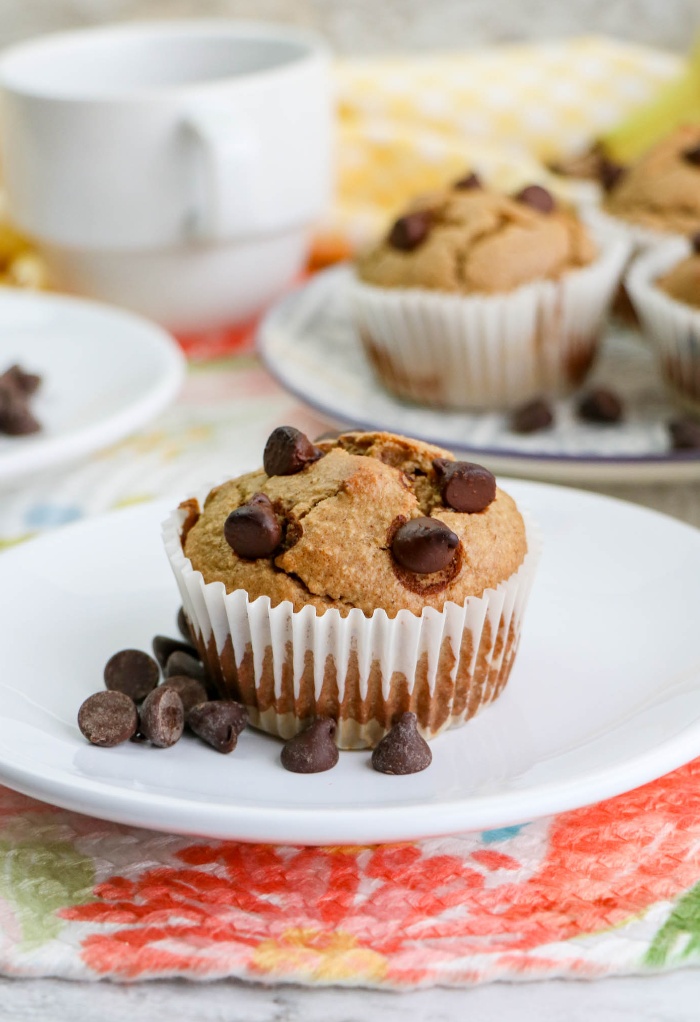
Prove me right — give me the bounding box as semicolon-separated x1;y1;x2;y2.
0;363;42;436
77;608;248;754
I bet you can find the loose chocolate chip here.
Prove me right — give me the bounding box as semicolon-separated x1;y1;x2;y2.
139;686;184;748
387;210;433;251
0;391;41;435
371;712;432;775
165;650;207;683
280;718;339;773
224;492;282;559
177;606;194;644
263;426;323;477
188;701;248;754
78;691;138;748
514;184;555;214
577;387;624;424
454;171;481;190
1;364;41;396
691;232;700;256
432;459;496;513
392;517;459;574
682;144;700;167
152;634;198;669
510;398;555;434
103;649;160;702
161;675;209;714
599;157;625;192
669;417;700;450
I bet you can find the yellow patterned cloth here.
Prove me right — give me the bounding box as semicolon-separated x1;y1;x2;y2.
0;36;683;276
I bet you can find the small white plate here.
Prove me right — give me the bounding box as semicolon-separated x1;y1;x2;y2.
258;266;699;485
0;288;186;486
1;481;700;845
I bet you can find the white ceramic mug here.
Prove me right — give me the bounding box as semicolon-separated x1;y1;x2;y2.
0;20;332;331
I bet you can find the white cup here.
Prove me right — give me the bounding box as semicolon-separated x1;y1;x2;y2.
0;20;332;331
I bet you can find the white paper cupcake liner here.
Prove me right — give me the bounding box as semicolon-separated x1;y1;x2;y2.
350;230;629;411
626;238;700;413
584;204;683;254
162;494;541;750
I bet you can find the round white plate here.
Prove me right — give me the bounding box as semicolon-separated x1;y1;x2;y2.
258;266;700;485
0;287;186;486
1;481;700;845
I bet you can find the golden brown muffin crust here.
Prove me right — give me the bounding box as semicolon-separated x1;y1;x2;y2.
657;252;700;309
356;187;596;295
604;124;700;235
183;431;528;617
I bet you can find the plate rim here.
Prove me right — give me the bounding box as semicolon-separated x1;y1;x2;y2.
257;265;700;485
0;286;186;485
1;487;700;844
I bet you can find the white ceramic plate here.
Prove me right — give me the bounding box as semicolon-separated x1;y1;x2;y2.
0;287;186;486
1;481;700;845
258;266;700;485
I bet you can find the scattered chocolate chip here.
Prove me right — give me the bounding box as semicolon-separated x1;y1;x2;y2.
280;718;339;773
152;635;198;669
669;417;700;450
514;184;555;214
453;171;481;190
599;157;625;192
432;459;496;513
177;606;194;643
371;712;432;775
1;364;41;396
263;426;323;477
78;691;138;748
161;675;209;713
165;650;206;683
224;492;282;559
391;517;459;574
577;387;624;424
682;144;700;167
0;391;41;435
691;232;700;256
103;649;160;702
139;686;184;748
510;398;555;434
387;210;433;251
188;701;248;754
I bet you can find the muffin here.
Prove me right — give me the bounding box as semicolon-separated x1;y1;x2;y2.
627;235;700;413
598;124;700;245
163;427;539;749
352;179;628;410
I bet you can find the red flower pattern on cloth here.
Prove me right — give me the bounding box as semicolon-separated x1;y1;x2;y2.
54;758;700;986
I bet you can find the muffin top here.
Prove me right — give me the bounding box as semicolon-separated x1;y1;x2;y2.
603;124;700;235
656;237;700;309
355;178;596;295
182;428;528;618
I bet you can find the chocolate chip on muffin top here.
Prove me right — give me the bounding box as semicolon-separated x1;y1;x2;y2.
182;429;527;618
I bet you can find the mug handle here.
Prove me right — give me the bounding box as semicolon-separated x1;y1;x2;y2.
183;112;259;242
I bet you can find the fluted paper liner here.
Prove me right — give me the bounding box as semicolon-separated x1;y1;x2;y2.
585;204;684;254
163;498;540;749
350;230;629;411
627;238;700;413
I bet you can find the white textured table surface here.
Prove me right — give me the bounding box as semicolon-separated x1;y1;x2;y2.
1;971;700;1021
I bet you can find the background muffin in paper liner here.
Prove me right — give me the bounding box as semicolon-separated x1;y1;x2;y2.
351;186;628;410
165;430;539;749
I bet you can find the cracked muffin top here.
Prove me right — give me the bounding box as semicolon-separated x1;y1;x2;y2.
181;428;528;618
603;124;700;235
355;180;596;295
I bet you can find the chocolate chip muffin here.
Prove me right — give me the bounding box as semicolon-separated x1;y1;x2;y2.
603;124;700;237
627;235;700;413
351;178;628;410
163;426;539;749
